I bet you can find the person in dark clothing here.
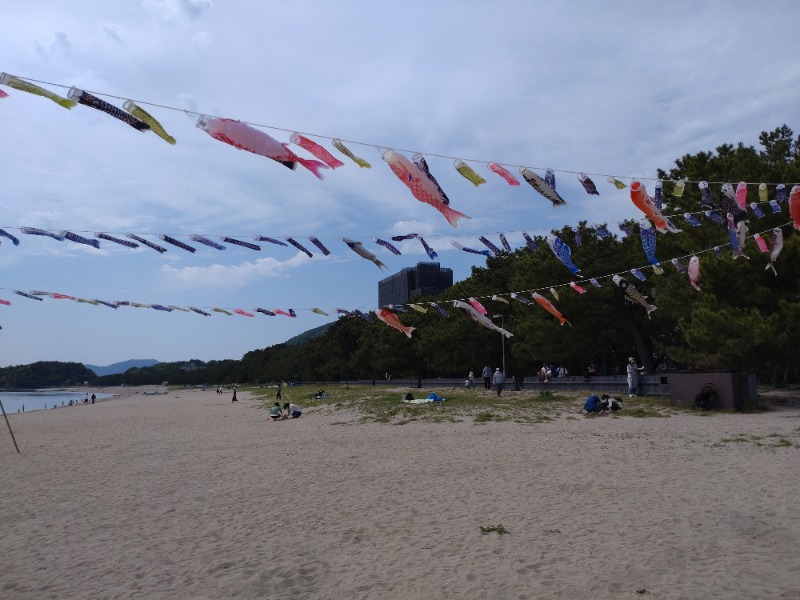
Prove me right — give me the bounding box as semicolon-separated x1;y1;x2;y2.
601;394;623;412
584;394;606;413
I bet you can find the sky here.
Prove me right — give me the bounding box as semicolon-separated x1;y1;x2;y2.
1;0;798;368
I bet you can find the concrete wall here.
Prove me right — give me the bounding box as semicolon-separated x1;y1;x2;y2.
665;371;756;410
299;373;757;411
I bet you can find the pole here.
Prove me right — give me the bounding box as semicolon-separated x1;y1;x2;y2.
0;399;21;454
501;331;506;378
493;314;507;377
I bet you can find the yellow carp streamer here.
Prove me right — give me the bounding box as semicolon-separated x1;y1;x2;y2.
123;101;176;144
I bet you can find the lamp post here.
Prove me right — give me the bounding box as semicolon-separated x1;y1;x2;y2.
493;314;506;377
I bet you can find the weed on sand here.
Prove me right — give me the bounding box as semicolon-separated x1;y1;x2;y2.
251;384;682;424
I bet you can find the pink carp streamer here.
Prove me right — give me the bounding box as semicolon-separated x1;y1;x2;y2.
383;150;470;228
468;297;488;315
374;308;415;338
196;115;328;180
488;162;520;186
413;154;450;204
291;134;345;169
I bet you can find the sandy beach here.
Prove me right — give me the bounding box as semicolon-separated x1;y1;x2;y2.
1;386;799;599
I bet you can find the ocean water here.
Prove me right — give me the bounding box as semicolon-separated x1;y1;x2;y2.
0;391;113;414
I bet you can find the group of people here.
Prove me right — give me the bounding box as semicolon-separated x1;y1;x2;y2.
583;356;646;413
464;356;645;403
583;394;624;413
537;363;568;382
465;366;508;396
269;402;302;420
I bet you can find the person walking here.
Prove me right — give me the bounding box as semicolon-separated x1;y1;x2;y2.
482;365;492;390
492;368;505;397
626;357;644;397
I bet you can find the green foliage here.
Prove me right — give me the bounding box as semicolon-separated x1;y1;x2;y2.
480;523;509;535
0;361;96;389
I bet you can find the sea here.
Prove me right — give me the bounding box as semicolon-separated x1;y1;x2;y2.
0;390;114;414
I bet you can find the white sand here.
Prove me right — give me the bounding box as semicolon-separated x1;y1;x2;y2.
1;387;799;599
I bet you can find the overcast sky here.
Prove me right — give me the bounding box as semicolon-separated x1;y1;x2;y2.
1;0;797;368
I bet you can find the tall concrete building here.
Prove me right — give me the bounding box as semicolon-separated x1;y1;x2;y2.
378;262;454;307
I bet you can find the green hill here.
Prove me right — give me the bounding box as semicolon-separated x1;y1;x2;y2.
283;322;333;346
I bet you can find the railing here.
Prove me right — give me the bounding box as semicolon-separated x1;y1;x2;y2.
290;374;669;396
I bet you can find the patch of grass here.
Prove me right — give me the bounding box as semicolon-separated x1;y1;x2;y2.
474;412;507;423
251;385;686;424
541;528;561;536
636;589;650;596
772;438;792;448
480;523;509;535
627;407;668;418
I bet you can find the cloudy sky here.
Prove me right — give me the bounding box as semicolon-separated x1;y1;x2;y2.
1;0;797;368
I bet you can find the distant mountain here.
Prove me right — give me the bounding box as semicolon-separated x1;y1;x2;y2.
85;359;160;376
283;322;333;346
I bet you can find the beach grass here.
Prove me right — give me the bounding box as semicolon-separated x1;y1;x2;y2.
249;384;693;424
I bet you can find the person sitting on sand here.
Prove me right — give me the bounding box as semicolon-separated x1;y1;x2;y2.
284;402;302;418
269;402;284;420
583;394;606;414
601;394;623;412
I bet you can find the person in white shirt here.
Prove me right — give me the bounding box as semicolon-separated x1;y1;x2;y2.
284;402;302;418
